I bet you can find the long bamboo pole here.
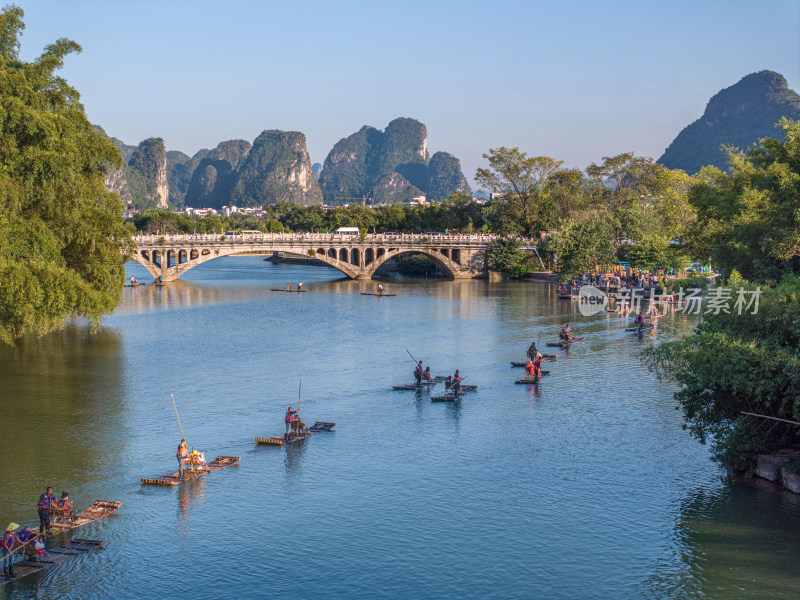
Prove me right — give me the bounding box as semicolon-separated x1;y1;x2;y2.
295;380;302;436
741;412;800;426
172;394;194;476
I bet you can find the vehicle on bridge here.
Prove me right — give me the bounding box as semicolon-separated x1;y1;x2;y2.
335;227;360;235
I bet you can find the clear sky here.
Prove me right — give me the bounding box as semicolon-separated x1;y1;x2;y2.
15;0;800;185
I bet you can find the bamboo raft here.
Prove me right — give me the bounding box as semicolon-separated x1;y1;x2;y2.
43;500;122;533
254;432;314;446
361;292;396;296
431;394;461;402
393;381;437;390
122;283;145;287
625;325;655;332
0;539;105;587
558;294;579;300
140;456;241;486
515;373;551;383
309;421;335;432
546;337;585;347
510;358;556;366
271;288;307;293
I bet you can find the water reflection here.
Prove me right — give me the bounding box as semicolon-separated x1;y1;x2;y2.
177;477;208;525
643;477;800;599
283;438;309;476
0;325;125;526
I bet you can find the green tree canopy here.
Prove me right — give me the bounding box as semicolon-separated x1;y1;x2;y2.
0;6;132;343
688;119;800;281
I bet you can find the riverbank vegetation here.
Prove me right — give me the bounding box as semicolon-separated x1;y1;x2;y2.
0;6;131;344
646;119;800;472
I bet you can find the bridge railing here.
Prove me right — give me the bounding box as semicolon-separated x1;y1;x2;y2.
132;232;519;245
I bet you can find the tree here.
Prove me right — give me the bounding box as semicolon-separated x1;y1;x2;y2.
486;238;530;277
687;119;800;281
0;6;132;343
544;219;616;278
644;274;800;471
586;153;664;245
475;147;563;236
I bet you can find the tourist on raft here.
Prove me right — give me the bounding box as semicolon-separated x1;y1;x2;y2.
57;492;74;524
423;366;431;382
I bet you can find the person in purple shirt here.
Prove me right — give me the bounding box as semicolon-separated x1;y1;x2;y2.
37;487;55;535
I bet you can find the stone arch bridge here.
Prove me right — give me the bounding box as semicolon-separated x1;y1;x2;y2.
132;233;490;281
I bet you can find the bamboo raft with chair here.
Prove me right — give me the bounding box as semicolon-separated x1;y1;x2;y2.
625;325;655;332
546;337;585;347
431;393;462;402
309;421;335;432
45;500;122;533
140;456;241;486
515;373;551;383
510;358;556;366
0;538;105;587
361;292;396;296
393;381;436;390
270;288;307;293
254;432;314;446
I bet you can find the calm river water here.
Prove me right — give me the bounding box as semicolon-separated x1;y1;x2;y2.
1;257;800;599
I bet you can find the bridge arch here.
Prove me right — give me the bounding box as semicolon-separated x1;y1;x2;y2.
366;248;460;279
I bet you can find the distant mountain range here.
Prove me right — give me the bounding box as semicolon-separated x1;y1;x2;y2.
101;117;470;210
659;70;800;173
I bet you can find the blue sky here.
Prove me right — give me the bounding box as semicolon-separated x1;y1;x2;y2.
16;0;800;184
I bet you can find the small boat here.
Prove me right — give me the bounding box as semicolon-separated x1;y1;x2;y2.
309;421;335;432
254;432;314;446
361;292;396;296
140;456;241;486
558;294;579;300
625;325;655;332
44;500;122;534
546;337;585;347
271;288;307;293
0;539;105;587
122;283;145;288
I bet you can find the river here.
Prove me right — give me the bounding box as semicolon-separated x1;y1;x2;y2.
1;256;799;599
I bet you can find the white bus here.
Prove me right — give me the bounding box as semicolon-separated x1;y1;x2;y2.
334;227;360;235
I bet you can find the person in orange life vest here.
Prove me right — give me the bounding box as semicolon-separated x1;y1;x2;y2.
452;370;462;394
177;439;189;479
525;360;535;379
533;356;542;381
285;406;298;439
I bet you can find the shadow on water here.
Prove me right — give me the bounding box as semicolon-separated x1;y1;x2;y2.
0;324;125;527
642;476;800;599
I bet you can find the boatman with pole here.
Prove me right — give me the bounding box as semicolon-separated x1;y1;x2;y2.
285;406;298;441
414;361;423;386
177;439;189;479
2;523;20;579
37;487;55;536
